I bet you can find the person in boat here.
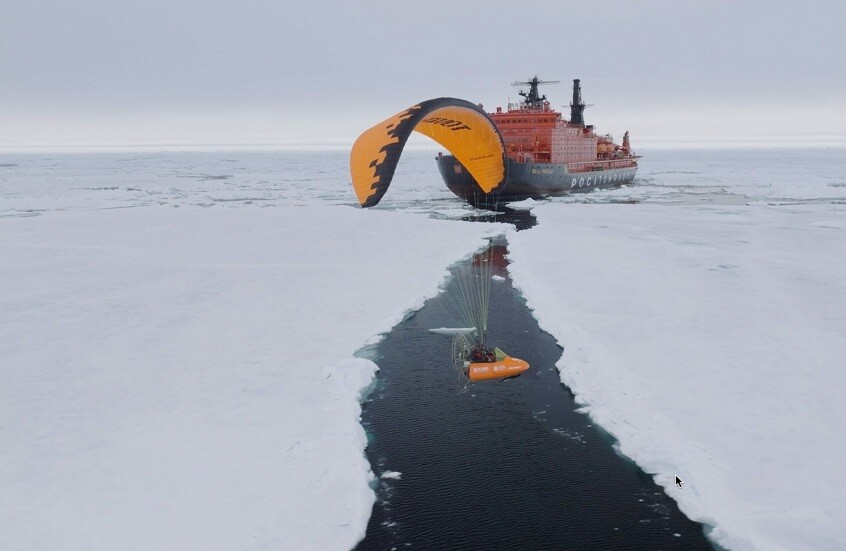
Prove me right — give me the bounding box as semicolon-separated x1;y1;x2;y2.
469;339;496;363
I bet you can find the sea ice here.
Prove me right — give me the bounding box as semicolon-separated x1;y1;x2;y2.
508;201;846;551
0;203;494;550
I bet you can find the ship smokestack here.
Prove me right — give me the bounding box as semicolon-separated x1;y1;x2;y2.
570;79;586;126
622;131;630;150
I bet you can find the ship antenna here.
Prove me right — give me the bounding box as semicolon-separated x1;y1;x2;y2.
570;79;587;126
511;75;560;109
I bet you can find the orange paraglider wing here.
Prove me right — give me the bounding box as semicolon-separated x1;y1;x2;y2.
350;98;507;207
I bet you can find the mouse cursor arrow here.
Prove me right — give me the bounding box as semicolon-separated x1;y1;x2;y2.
675;475;683;488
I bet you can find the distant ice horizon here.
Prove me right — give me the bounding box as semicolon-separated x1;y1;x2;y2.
3;136;846;154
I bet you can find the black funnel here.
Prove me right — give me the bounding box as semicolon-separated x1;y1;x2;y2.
570;79;586;126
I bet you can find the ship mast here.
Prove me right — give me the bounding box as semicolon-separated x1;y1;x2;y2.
570;79;586;126
512;76;560;109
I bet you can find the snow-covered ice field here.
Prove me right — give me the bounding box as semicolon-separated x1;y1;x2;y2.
505;147;846;550
508;202;845;550
1;150;495;550
2;146;845;549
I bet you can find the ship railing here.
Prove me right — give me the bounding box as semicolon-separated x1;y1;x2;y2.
566;158;637;172
505;105;556;113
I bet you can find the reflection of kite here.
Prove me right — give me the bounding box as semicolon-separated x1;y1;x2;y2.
350;98;508;207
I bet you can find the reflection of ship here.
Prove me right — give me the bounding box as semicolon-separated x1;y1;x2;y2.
436;77;639;204
471;242;509;279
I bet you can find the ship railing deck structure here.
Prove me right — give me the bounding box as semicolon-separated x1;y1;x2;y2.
504;154;639;172
566;157;640;172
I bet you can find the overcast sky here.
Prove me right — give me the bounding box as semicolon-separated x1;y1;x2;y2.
2;0;844;146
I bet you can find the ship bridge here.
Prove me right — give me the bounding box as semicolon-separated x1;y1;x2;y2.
488;77;630;165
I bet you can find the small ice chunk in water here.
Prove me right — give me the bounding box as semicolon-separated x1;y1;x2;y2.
381;471;402;480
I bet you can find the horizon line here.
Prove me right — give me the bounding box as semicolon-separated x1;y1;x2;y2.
2;136;846;154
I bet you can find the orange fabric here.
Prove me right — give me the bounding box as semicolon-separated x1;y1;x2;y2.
414;106;505;193
349;105;421;207
349;98;506;207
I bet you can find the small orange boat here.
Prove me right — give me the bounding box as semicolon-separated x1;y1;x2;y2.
466;348;530;381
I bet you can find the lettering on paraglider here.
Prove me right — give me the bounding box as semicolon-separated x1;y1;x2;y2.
421;117;471;131
469;153;494;161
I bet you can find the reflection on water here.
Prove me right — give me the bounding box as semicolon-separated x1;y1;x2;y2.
460;204;538;231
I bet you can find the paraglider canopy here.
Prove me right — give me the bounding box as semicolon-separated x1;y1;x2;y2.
350;98;507;207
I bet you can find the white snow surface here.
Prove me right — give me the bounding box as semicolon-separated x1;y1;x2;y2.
507;202;846;550
0;204;493;550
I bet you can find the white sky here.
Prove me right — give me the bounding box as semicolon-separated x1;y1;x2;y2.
2;0;845;146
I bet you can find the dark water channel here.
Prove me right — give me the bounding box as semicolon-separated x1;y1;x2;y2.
355;216;714;550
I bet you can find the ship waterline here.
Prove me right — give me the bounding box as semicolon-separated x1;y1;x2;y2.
437;154;638;203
